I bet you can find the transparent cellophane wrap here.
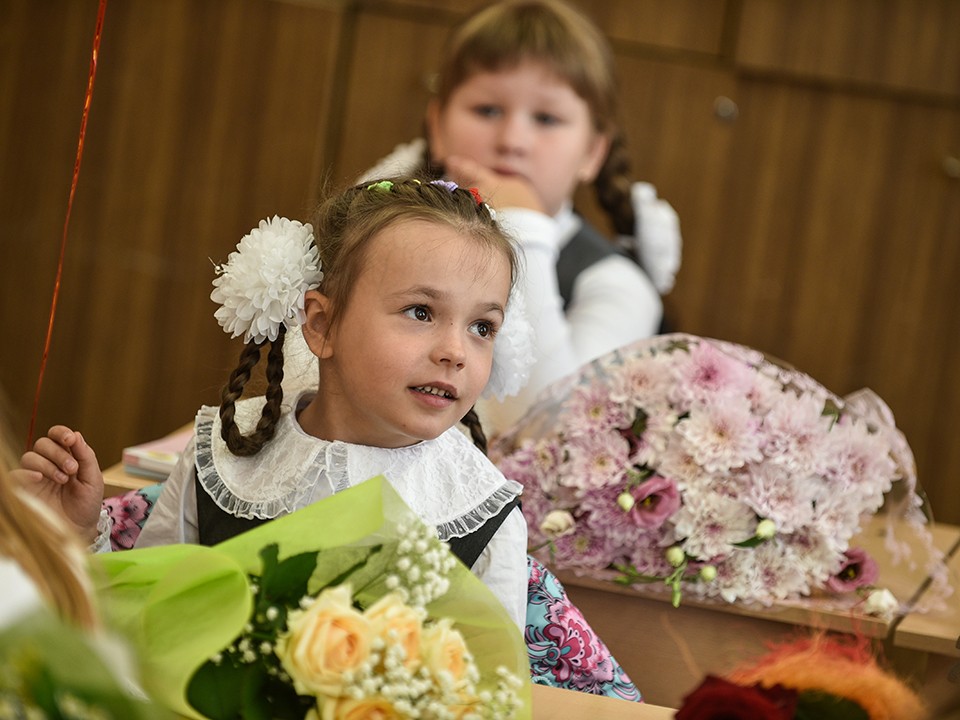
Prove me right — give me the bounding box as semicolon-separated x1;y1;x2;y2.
491;333;952;615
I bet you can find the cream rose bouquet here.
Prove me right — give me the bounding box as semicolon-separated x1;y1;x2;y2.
492;334;948;610
91;478;530;720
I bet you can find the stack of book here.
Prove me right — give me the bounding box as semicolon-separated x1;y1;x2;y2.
121;426;193;480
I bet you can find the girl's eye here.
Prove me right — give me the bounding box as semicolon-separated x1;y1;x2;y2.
469;320;498;339
404;305;431;322
473;104;501;119
534;112;562;126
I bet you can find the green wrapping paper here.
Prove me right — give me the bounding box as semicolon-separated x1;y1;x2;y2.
90;477;531;719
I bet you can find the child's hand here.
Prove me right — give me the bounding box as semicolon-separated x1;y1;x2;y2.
444;155;546;213
19;426;105;544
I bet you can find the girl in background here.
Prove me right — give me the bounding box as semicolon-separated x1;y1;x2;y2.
361;0;682;435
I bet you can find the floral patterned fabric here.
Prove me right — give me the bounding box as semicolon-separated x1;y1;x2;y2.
526;556;642;701
102;484;163;551
100;487;642;701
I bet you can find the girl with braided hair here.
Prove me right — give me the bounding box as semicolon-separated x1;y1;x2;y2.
361;0;682;436
19;177;534;629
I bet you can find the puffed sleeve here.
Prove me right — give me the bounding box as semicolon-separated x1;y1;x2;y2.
135;437;200;547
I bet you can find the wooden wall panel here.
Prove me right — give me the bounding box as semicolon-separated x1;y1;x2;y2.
359;0;729;55
0;0;344;466
736;0;960;100
575;0;728;56
330;9;450;181
574;56;739;337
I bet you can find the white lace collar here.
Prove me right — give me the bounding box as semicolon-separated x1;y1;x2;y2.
194;394;521;540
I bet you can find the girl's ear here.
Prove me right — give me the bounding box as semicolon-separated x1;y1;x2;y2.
578;131;612;183
426;99;447;162
302;289;335;359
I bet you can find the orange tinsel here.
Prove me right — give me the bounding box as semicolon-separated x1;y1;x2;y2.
727;633;927;720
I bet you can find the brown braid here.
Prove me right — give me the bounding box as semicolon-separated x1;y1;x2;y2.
593;131;637;246
460;406;488;455
219;328;287;456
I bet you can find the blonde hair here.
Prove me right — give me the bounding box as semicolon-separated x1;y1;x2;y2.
219;177;518;456
0;435;98;629
431;0;640;240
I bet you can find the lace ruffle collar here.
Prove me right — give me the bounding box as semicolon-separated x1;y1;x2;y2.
194;394;521;540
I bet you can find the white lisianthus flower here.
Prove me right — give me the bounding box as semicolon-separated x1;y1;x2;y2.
863;588;899;618
539;510;575;539
211;216;323;344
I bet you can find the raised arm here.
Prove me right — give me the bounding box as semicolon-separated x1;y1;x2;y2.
18;426;104;543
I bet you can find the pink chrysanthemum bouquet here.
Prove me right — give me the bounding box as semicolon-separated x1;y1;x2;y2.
492;334;932;608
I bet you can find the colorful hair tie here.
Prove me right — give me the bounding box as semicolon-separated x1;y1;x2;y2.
429;179;458;192
468;187;484;206
366;180;394;192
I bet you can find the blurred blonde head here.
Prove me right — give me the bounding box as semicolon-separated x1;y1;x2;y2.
0;411;98;629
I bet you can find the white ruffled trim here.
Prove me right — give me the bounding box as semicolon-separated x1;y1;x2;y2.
194;394;522;538
91;508;113;554
196;405;324;519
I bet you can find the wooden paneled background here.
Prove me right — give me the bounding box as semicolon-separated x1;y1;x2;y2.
2;0;958;524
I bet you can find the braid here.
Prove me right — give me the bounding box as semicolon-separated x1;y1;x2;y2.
460;407;488;455
219;328;287;456
592;130;637;250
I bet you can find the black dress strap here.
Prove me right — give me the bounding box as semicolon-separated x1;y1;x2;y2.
446;496;521;569
195;475;268;546
556;219;620;309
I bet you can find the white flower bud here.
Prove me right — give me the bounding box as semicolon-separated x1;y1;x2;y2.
665;546;685;567
617;492;636;512
539;509;576;538
755;519;777;539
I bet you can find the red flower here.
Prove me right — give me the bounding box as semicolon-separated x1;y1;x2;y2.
675;675;797;719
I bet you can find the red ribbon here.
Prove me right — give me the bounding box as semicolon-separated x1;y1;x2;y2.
27;0;108;450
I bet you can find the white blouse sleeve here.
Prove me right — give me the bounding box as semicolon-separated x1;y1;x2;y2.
135;438;200;547
481;208;661;435
469;506;528;631
565;254;662;360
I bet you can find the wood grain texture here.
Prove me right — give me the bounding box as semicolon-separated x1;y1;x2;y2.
0;0;343;465
736;0;960;99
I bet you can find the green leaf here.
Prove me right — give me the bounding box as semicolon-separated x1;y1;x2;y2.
187;658;250;720
626;466;653;486
262;550;322;606
732;536;769;548
325;544;383;589
794;690;869;720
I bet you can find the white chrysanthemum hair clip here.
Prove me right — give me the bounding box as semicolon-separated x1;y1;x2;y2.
484;283;535;401
211;216;323;344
